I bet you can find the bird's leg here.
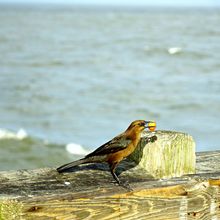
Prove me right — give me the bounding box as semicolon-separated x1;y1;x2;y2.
109;162;121;185
109;162;133;191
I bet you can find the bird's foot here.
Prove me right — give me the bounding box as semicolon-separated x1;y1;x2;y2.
118;181;133;192
110;170;133;191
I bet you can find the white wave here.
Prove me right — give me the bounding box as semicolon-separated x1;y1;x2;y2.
65;143;90;155
168;47;182;55
16;129;28;139
0;128;28;140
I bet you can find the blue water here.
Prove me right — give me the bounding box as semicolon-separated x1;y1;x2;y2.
0;5;220;170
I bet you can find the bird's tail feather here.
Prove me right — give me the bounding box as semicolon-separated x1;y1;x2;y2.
57;158;88;173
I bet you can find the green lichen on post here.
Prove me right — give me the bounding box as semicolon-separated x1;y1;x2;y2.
0;200;23;220
130;130;196;179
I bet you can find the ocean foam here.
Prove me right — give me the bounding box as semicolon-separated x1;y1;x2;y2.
0;128;28;140
168;47;182;55
66;143;90;155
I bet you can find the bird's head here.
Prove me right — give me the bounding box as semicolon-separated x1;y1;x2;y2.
126;120;156;134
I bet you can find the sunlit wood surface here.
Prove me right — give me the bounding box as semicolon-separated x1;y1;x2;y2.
0;150;219;219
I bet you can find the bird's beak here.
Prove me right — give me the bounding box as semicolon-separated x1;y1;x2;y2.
145;121;156;131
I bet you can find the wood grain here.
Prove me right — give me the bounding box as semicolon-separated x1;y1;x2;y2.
20;179;220;220
131;130;195;178
0;149;220;219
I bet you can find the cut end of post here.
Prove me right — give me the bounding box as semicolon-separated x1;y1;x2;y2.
130;130;196;179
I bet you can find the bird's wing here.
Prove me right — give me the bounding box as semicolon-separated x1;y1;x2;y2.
85;134;131;158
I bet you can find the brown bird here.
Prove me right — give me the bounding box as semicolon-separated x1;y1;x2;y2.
57;120;155;185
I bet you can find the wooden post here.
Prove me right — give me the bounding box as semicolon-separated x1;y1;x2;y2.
130;130;196;178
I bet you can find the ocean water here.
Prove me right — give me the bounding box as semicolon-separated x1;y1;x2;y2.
0;5;220;171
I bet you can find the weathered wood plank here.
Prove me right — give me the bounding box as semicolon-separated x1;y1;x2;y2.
0;151;220;219
17;177;220;220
